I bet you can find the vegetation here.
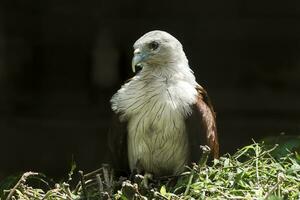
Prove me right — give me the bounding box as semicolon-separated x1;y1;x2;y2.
1;141;300;200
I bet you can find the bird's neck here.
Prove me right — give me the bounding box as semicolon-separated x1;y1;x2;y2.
111;60;198;121
139;60;194;83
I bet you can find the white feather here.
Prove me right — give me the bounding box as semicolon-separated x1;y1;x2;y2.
111;62;198;175
110;30;199;175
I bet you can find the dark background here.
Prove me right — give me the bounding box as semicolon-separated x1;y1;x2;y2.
0;0;300;180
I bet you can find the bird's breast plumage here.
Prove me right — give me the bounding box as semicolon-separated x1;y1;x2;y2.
111;71;198;175
110;30;219;176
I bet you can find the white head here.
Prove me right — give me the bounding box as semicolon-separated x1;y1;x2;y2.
131;30;189;73
111;30;198;120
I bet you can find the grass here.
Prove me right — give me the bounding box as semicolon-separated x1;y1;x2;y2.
1;141;300;200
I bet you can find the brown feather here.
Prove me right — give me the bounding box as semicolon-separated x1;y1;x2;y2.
195;85;219;158
186;85;219;162
107;114;129;176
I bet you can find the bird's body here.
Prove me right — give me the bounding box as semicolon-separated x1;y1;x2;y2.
110;31;218;177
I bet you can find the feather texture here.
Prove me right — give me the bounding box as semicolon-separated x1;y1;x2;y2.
109;30;219;177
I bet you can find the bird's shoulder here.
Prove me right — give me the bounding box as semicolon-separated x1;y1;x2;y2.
194;84;216;118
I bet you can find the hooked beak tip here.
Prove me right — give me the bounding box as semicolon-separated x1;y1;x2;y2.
132;49;145;73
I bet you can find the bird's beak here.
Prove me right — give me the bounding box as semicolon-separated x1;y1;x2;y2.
132;48;145;73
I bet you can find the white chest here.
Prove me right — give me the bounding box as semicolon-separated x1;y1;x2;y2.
111;74;197;175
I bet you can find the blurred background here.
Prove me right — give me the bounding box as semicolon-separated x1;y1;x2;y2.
0;0;300;180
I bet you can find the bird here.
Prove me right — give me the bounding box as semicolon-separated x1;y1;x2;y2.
109;30;219;177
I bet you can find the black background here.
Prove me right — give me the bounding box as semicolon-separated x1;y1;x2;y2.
0;0;300;180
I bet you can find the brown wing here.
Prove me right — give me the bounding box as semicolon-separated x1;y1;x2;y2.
107;77;133;175
107;114;130;176
186;85;219;162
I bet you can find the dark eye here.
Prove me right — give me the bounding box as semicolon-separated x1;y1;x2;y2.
149;41;159;50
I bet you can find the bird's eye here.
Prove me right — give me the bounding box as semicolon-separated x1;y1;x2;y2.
148;41;159;51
